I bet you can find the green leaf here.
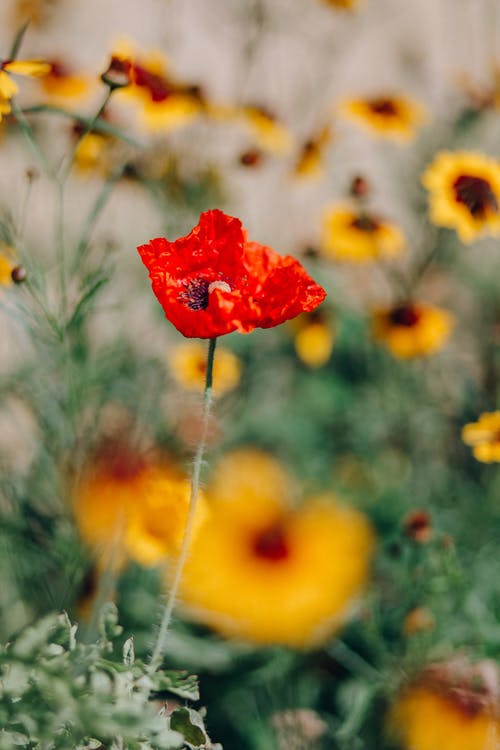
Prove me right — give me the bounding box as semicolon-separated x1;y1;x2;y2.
150;671;199;701
169;708;207;748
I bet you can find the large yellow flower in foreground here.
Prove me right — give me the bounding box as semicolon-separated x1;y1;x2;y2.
422;151;500;243
168;341;242;396
321;203;405;262
462;411;500;463
73;444;207;568
0;58;50;120
388;660;500;750
373;302;453;359
179;449;374;647
340;94;427;141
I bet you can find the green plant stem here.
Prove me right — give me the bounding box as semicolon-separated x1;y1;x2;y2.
149;337;217;672
60;89;113;182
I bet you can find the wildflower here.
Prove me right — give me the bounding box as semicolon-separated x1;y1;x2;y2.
388;659;500;750
292;311;335;368
372;302;453;358
462;411;500;463
179;450;374;647
292;125;332;179
169;340;242;396
321;203;405;262
113;43;202;132
0;244;16;286
39;59;93;102
101;55;132;91
340;94;427;141
73;442;207;568
137;209;326;339
241;105;293;155
0;57;50;119
320;0;360;9
422;151;500;243
403;510;433;543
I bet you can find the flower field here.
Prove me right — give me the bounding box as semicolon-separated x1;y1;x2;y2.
0;1;499;748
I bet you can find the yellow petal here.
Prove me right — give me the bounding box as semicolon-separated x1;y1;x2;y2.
0;71;18;98
3;59;51;77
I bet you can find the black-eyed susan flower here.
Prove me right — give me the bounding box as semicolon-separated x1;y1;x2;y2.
73;442;207;568
292;311;335;368
292;125;332;180
38;59;94;103
388;660;500;750
168;341;242;396
372;302;453;358
462;411;500;463
422;151;500;243
0;57;51;119
340;94;427;141
321;203;405;262
179;449;374;647
240;105;293;155
113;41;202;132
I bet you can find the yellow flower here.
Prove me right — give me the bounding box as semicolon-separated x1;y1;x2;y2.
39;60;93;103
388;661;500;750
372;302;453;358
0;244;15;286
292;313;335;368
73;131;115;176
113;42;202;132
422;151;500;243
73;444;207;568
292;126;332;180
241;105;293;155
168;341;242;396
320;0;360;9
462;411;500;463
0;58;50;119
179;450;374;647
340;94;427;141
321;203;405;262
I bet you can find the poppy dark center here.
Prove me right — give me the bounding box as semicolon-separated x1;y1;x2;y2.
351;214;379;232
179;278;232;311
252;524;290;562
452;174;498;217
389;305;420;327
133;64;174;102
369;98;397;116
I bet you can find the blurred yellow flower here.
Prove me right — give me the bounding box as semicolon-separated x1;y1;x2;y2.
292;125;332;180
388;660;500;750
179;449;374;647
169;341;242;396
372;302;453;358
39;60;93;103
340;94;427;141
321;203;405;262
0;58;50;120
241;105;293;155
293;313;335;368
73;131;116;176
73;444;207;568
0;244;15;286
422;151;500;243
320;0;360;8
462;411;500;463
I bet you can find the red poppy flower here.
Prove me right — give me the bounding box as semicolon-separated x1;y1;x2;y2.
137;209;326;338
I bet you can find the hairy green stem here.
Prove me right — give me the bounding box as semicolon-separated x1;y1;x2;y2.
149;337;217;671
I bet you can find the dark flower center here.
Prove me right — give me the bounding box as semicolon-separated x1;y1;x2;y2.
389;305;420;327
133;64;174;102
452;174;498;217
369;98;397;116
252;524;290;561
351;214;379;232
179;278;232;311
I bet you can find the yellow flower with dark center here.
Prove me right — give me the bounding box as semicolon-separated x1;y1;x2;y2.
340;94;427;141
0;58;51;120
73;444;207;568
292;125;332;180
39;59;93;103
292;312;335;368
321;203;405;262
372;302;453;358
422;151;500;243
169;341;242;396
179;449;374;647
241;105;293;155
388;660;500;750
462;411;500;463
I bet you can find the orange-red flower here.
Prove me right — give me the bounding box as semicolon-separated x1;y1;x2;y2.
138;209;326;338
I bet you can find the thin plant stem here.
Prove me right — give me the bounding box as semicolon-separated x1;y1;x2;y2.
60;89;113;182
148;336;217;672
